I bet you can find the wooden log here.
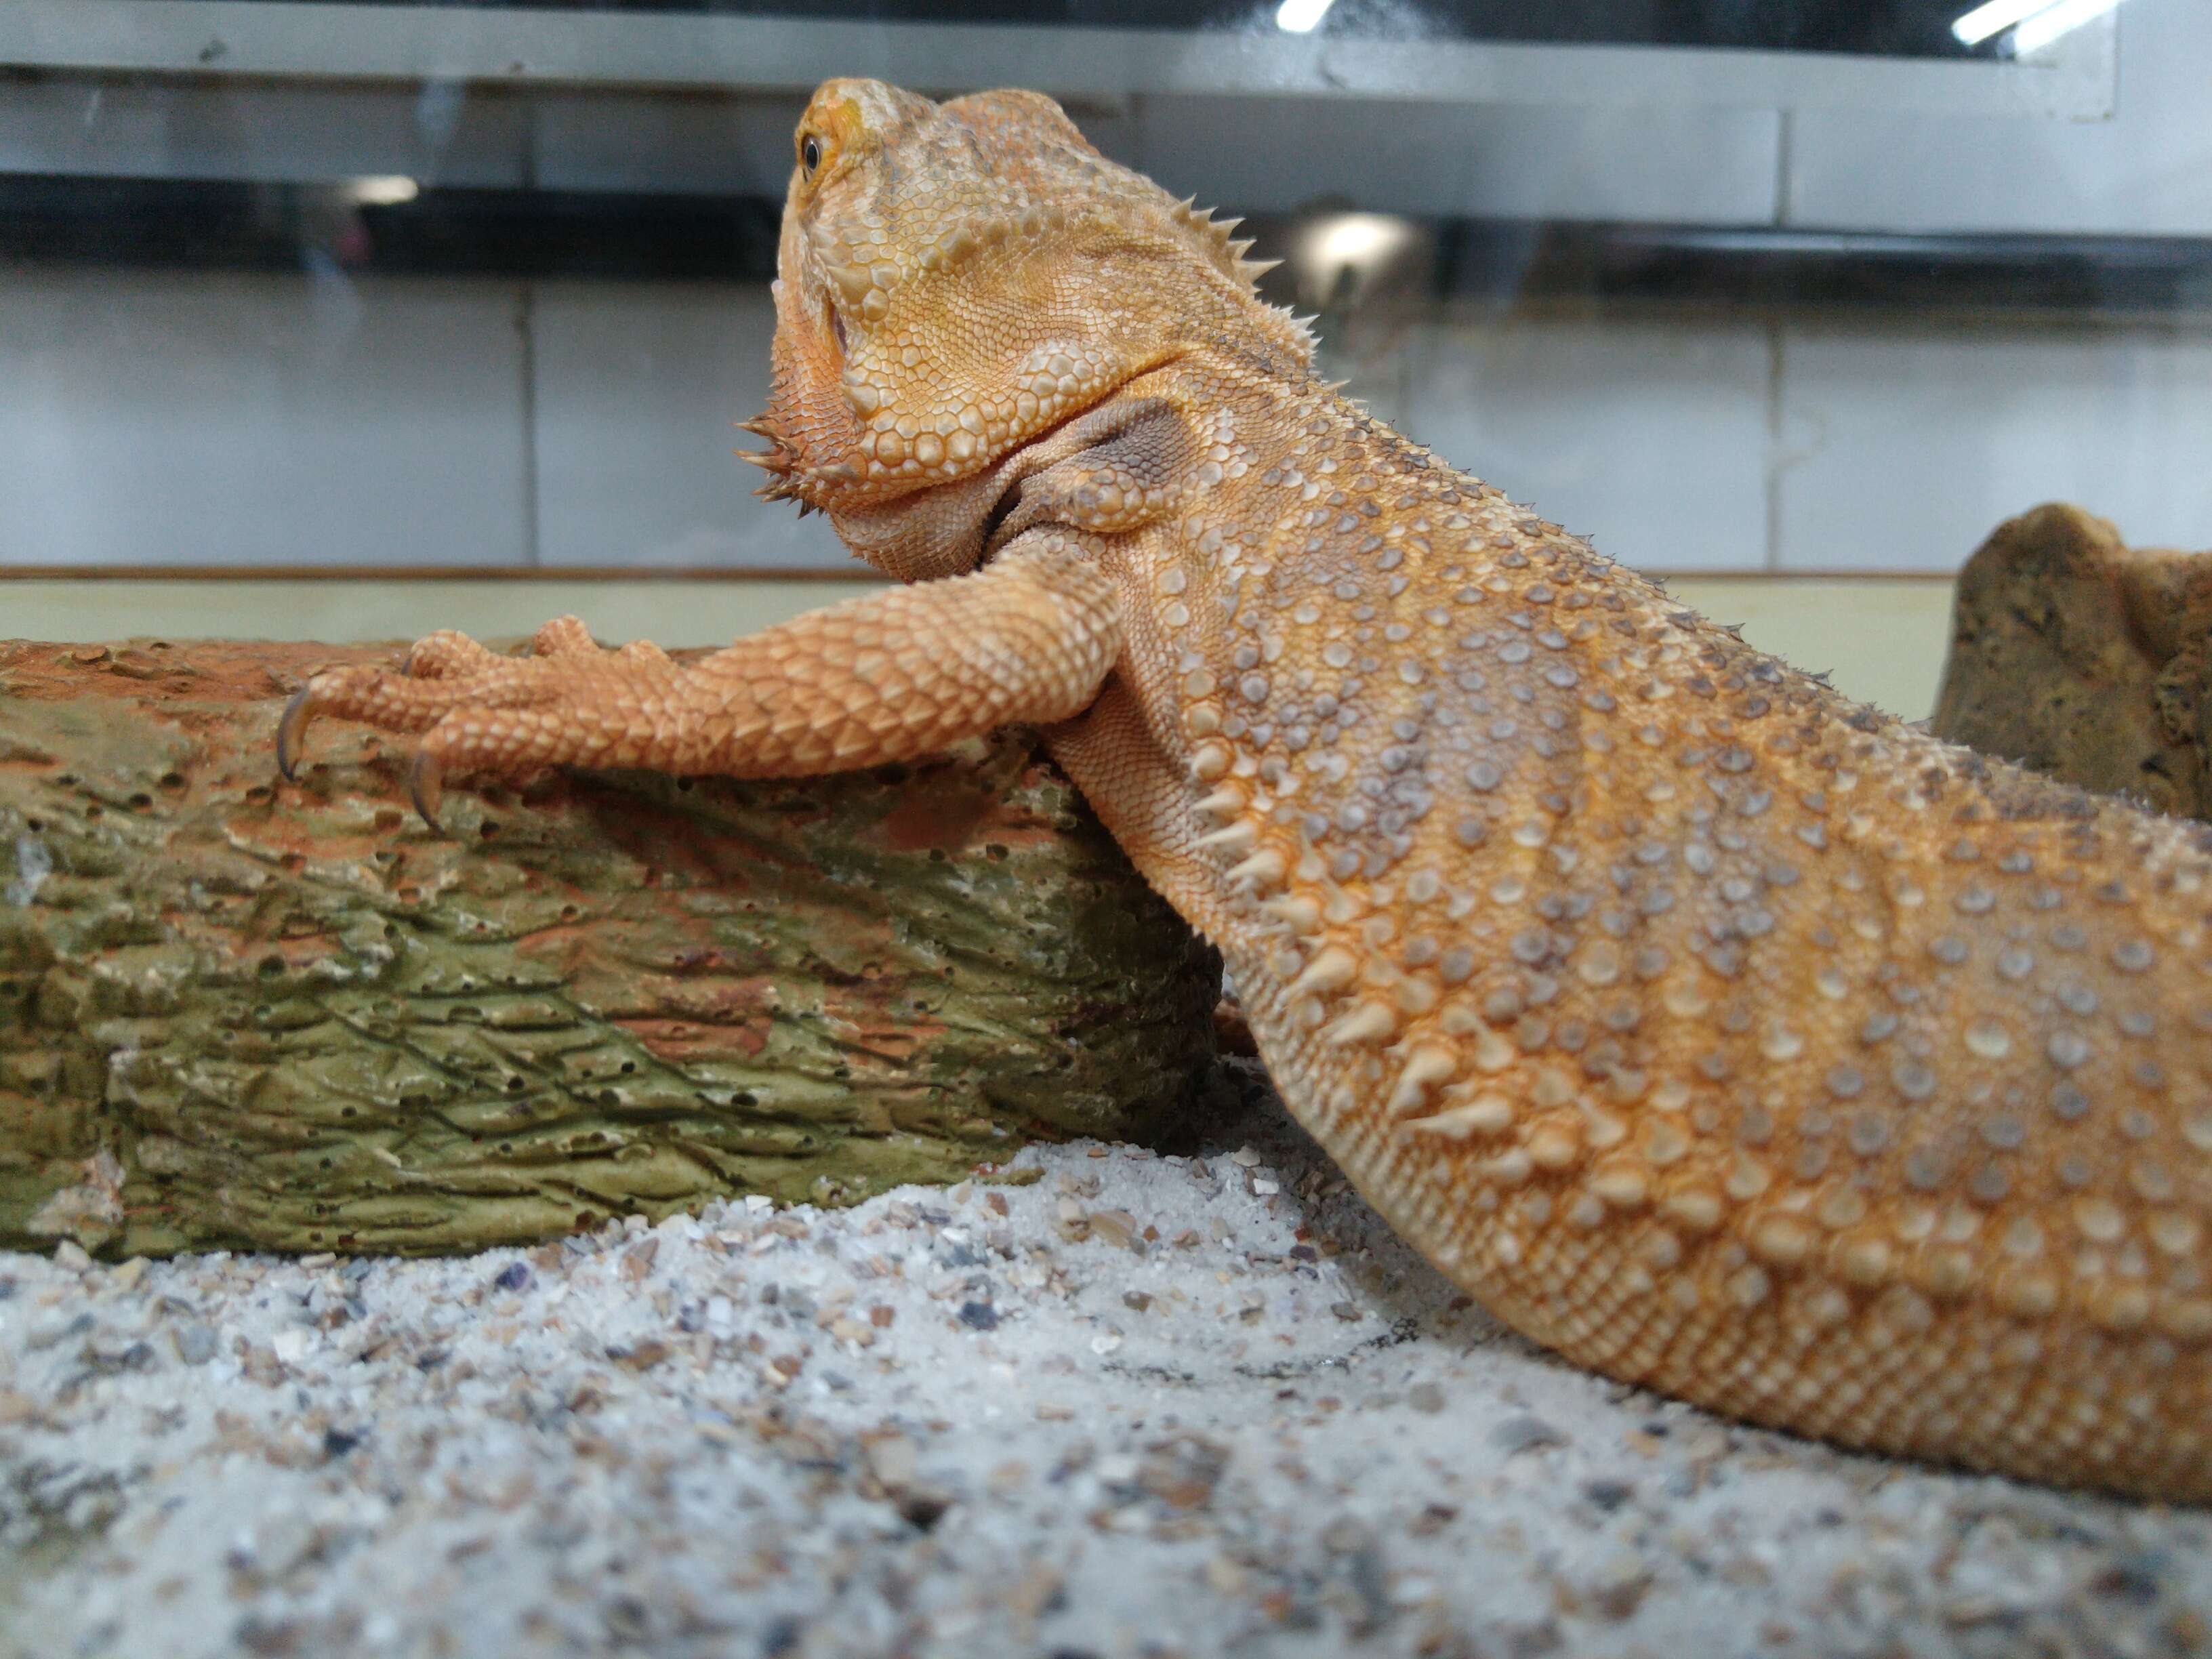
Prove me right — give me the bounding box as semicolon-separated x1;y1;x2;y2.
0;638;1221;1256
1931;504;2212;819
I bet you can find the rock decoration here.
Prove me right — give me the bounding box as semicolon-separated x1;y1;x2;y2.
1931;503;2212;818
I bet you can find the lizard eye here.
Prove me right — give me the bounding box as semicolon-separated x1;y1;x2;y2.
801;136;822;176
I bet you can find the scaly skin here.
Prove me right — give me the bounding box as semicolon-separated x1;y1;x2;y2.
281;79;2212;1500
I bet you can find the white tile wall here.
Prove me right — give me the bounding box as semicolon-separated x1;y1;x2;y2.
1395;309;1772;572
1130;95;1782;225
0;268;531;567
4;269;2205;577
1787;0;2212;237
7;37;2209;581
0;80;528;188
1775;323;2212;571
529;281;851;569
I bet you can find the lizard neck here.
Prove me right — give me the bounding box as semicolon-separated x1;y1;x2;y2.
1081;350;1700;987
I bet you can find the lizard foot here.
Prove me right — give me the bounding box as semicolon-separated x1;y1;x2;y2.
276;617;684;830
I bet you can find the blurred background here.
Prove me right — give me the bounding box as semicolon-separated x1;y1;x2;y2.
3;0;2208;716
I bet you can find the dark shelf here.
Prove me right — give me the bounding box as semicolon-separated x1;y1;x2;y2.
7;174;2207;321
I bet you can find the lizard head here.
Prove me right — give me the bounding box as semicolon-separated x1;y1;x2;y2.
743;77;1310;579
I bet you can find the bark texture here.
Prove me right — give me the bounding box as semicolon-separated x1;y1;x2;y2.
1931;503;2212;819
0;638;1220;1256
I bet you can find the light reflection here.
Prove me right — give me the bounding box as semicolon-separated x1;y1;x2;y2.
1275;0;1336;33
1307;213;1412;272
1952;0;2122;49
346;176;420;207
1293;211;1418;308
1951;0;2049;45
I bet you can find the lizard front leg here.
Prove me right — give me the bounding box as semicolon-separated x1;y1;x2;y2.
277;539;1121;825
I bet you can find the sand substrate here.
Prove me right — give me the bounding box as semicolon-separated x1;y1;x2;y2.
4;1073;2209;1658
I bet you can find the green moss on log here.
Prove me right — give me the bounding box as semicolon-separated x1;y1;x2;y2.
0;639;1220;1256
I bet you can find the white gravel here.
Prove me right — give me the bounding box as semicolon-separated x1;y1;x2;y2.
4;1069;2209;1659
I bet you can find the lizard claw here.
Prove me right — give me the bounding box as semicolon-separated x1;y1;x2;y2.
276;682;319;783
409;747;447;834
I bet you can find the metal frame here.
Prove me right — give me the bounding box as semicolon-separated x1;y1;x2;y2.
0;1;2118;119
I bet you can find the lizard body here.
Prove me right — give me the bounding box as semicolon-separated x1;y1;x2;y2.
282;80;2212;1500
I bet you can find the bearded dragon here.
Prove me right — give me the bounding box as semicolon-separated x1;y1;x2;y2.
277;78;2212;1501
